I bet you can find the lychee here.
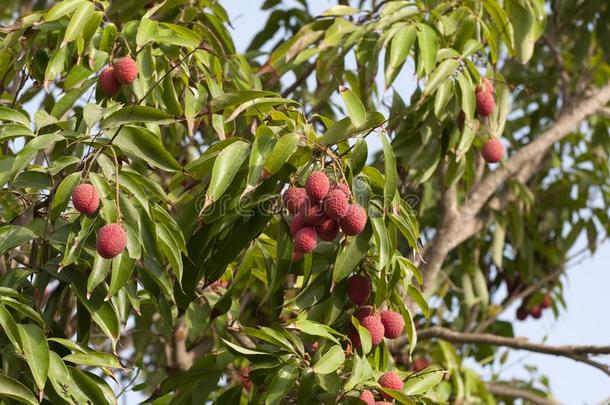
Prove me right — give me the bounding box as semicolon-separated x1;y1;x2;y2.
348;328;362;349
516;306;528;321
290;214;307;236
374;402;393;405
541;293;552;309
71;183;99;215
354;305;378;322
379;310;404;339
96;223;127;259
411;357;430;372
305;171;330;201
317;218;339;241
478;77;494;94
530;304;543;319
340;204;367;236
475;89;495;117
112;57;138;85
361;315;384;346
99;67;121;97
294;227;317;253
359;390;375;405
481;138;504;163
283;187;308;214
347;274;371;305
333;182;351;197
324;189;350;219
303;203;326;225
238;368;252;392
292;251;303;262
378;371;404;399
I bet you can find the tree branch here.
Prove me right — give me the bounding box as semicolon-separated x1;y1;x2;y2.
486;382;560;405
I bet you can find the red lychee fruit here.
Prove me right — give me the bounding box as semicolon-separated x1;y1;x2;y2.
71;183;99;215
292;251;304;262
475;88;495;117
374;402;393;405
348;327;362;349
481;138;504;163
283;187;308;214
340;204;367;236
541;293;552;309
378;371;404;399
290;214;307;236
238;368;252;392
303;203;326;225
354;305;378;322
99;67;121;96
411;357;430;372
347;274;371;305
516;306;528;321
379;310;404;339
478;77;494;94
112;56;138;85
530;304;543;319
96;223;127;259
361;315;384;346
457;110;466;131
359;390;375;405
294;227;317;253
317;218;339;241
324;189;350;219
334;182;351;197
305;171;330;202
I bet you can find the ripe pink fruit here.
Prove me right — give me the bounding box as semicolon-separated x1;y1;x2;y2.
361;315;384;346
476;89;495;117
334;182;351;197
359;390;375;405
378;371;404;399
348;327;362;349
530;304;543;319
354;305;378;322
411;357;430;372
324;189;349;219
541;293;552;309
283;187;308;214
294;227;317;253
340;204;367;235
317;218;339;241
290;214;307;236
374;402;393;405
303;203;326;225
347;274;371;305
99;67;121;96
71;183;99;215
379;310;404;339
96;223;127;259
481;138;504;163
479;77;494;94
305;171;330;201
112;57;138;84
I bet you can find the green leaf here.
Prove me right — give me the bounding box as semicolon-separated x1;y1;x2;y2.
0;107;30;128
319;112;385;147
18;324;49;391
48;352;89;404
136;18;158;50
107;252;135;298
63;351;122;369
507;0;537;63
44;45;69;92
352;317;372;355
0;374;39;405
321;5;360;16
386;24;416;87
263;132;299;176
87;253;111;297
265;361;297;405
333;224;373;282
424;58;459;96
312;345;345;375
380;131;397;209
416;23;438;75
206;140;250;204
50;172;81;220
62;1;94;46
210;91;279;112
113;126;181;172
0;225;36;255
102;106;173;128
46;0;85;21
248;126;276;186
294;319;340;344
407;285;429;319
0;305;21;350
379;388;416;405
339;87;366;127
403;367;445;395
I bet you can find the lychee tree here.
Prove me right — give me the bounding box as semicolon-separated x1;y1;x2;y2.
0;1;609;404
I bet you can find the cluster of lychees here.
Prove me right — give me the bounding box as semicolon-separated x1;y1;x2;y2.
283;170;367;260
71;184;127;259
358;370;404;403
516;293;553;321
98;56;138;97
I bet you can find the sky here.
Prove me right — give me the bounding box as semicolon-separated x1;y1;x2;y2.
223;1;610;404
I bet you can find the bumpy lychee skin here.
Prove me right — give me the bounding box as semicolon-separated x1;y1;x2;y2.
476;89;495;117
96;223;127;259
112;57;138;84
334;182;351;197
359;390;375;405
324;189;350;219
340;204;367;236
71;183;99;215
294;227;317;253
361;315;384;346
481;138;504;163
354;305;378;322
305;171;330;201
347;274;371;305
379;310;404;339
290;214;307;236
516;306;528;321
99;67;121;96
283;187;308;214
317;218;339;241
530;304;543;319
478;77;494;94
303;203;326;225
378;371;404;399
411;357;430;373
